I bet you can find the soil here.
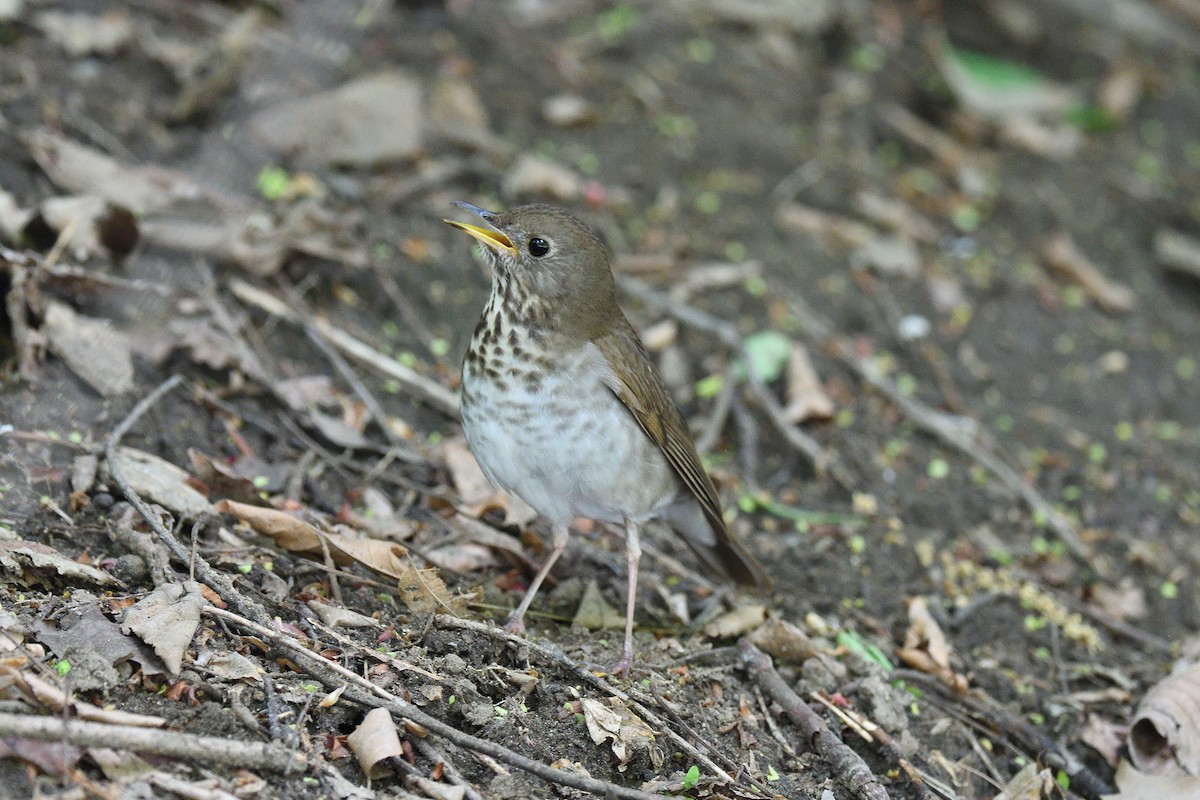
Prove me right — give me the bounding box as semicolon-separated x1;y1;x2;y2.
1;2;1198;799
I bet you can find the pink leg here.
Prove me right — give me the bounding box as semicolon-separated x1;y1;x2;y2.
609;517;642;677
505;523;569;635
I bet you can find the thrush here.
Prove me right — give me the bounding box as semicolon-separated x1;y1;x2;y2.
446;202;767;674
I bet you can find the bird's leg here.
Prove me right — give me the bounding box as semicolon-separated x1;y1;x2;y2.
609;516;642;677
505;522;569;635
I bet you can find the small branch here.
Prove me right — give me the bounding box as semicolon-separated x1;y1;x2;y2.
617;275;836;480
230;279;459;416
739;640;892;800
204;607;672;800
435;614;745;789
0;713;305;773
104;374;273;627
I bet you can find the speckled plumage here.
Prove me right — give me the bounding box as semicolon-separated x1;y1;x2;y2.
447;202;766;674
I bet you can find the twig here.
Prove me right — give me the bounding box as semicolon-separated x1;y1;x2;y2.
739;640;892;800
203;606;673;800
412;738;487;800
104;374;273;627
435;614;745;789
0;713;305;773
891;669;1115;798
617;275;838;482
230;279;459;416
813;691;934;800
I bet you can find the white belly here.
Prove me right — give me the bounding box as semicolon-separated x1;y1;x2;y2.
461;340;678;526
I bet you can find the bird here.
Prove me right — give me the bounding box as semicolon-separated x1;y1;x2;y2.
445;202;767;674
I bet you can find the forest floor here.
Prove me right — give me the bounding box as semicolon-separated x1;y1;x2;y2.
1;2;1199;799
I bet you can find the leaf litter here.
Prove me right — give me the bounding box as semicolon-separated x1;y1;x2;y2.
0;1;1197;798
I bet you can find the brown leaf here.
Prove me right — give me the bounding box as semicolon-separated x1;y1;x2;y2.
213;500;410;582
43;301;134;397
1130;663;1200;775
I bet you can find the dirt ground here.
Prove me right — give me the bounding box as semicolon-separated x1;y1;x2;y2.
1;1;1199;799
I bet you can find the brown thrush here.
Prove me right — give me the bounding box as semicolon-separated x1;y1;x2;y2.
446;202;767;674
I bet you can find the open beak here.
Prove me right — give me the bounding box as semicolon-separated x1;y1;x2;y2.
444;201;517;257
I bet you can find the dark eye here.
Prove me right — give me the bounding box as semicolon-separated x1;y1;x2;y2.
528;237;550;257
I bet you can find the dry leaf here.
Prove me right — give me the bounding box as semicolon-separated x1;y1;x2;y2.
43;301;134;397
250;71;424;168
745;617;819;664
120;583;204;677
1104;759;1200;799
703;603;767;639
782;342;834;423
1080;713;1127;767
424;544;498;573
1129;663;1200;775
897;596;968;693
103;447;211;519
213;500;411;582
580;698;656;768
0;536;120;589
573;580;624;631
307;600;378;629
995;762;1054;800
397;565;468;615
347;707;402;779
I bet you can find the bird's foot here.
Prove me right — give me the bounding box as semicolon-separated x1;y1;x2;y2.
503;615;527;636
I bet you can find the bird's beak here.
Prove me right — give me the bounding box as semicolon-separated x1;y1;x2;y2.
444;202;517;257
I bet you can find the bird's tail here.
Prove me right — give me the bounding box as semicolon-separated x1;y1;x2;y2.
660;500;770;588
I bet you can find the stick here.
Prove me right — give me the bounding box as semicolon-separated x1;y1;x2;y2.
230;279;459;416
203;607;671;800
740;640;892;800
104;374;273;628
0;713;305;773
617;276;838;481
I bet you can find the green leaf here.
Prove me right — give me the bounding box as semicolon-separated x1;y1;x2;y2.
742;331;791;383
682;765;700;790
257;165;290;200
944;45;1045;91
837;630;894;670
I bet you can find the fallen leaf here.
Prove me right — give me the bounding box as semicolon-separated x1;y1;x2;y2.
704;603;768;639
994;762;1054;800
0;536;120;590
250;71;424;167
1129;662;1200;775
213;500;411;583
746;617;819;664
1104;759;1200;799
897;596;968;692
43;301;134;397
782;342;835;423
580;697;656;768
347;707;402;779
34;10;133;57
102;447;211;519
121;582;205;677
33;597;164;690
573;580;624;631
502;154;584;202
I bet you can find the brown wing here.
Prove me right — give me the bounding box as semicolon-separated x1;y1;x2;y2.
594;320;768;587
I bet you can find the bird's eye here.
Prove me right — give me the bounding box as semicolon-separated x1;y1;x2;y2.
528;237;550;257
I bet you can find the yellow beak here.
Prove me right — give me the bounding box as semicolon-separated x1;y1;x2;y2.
445;220;517;257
